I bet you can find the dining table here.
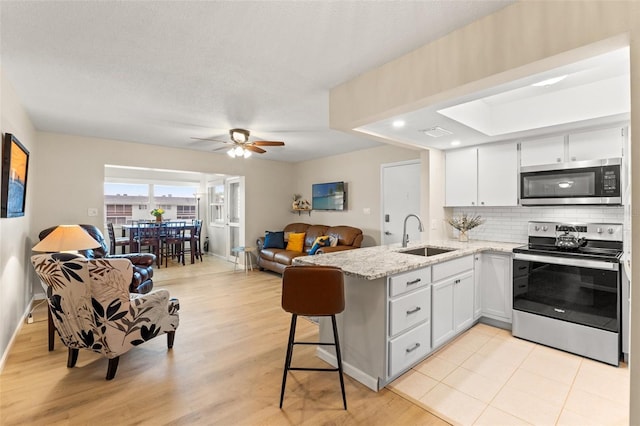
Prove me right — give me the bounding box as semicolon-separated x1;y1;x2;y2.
122;221;199;265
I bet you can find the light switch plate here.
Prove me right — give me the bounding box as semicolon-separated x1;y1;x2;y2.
87;208;98;217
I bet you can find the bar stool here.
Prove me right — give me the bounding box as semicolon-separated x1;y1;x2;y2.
279;265;347;410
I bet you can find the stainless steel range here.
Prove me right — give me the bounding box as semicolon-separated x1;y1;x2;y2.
512;221;623;366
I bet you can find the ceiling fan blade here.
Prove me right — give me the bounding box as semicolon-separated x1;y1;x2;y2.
244;145;266;154
212;145;230;153
190;136;230;144
252;141;285;146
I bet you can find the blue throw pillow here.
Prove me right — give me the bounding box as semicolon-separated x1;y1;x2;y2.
263;231;285;249
309;238;331;255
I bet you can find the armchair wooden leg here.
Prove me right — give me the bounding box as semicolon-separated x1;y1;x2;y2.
167;331;175;348
48;309;55;351
106;357;120;380
67;348;79;368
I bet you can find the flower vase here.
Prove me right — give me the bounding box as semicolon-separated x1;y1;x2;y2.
458;230;469;242
156;215;162;222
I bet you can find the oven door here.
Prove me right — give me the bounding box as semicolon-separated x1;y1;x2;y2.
513;253;620;332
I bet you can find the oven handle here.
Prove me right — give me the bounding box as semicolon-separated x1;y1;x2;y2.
513;253;619;271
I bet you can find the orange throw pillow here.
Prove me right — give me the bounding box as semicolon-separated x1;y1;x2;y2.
286;232;305;252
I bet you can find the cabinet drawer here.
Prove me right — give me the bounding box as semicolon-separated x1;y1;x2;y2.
432;255;473;282
389;267;431;297
388;321;431;377
389;286;431;337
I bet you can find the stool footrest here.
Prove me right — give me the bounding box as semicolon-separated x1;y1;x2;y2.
289;367;339;372
293;341;335;346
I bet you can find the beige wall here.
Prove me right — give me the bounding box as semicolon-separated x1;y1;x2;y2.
292;145;420;246
330;1;640;422
0;68;37;368
32;132;296;251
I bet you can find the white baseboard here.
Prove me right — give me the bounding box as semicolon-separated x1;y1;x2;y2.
316;347;379;392
0;296;36;373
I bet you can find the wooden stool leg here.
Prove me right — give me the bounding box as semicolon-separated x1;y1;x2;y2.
279;314;298;408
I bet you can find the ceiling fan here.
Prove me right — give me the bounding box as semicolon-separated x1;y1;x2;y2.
191;128;285;158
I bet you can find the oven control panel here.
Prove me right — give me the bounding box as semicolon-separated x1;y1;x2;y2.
528;221;623;241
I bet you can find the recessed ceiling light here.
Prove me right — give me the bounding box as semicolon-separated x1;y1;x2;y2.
392;120;406;128
531;75;568;87
421;126;453;138
451;140;461;146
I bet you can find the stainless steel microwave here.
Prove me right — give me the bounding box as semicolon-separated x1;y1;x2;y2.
520;158;622;206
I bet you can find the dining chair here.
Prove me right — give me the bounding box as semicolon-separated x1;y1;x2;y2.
107;222;130;254
183;219;203;264
161;222;186;266
134;223;162;267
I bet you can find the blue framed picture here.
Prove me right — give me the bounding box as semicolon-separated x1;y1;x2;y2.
1;133;30;218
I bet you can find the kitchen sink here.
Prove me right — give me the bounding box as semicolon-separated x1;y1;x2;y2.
399;246;456;257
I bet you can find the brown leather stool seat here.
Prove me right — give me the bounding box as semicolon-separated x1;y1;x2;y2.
279;265;347;410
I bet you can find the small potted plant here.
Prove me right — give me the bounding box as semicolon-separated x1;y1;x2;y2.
292;194;302;210
447;213;484;242
151;208;165;222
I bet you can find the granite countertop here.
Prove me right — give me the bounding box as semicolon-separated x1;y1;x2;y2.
292;239;523;280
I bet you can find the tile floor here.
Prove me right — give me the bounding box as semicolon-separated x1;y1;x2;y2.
387;323;629;426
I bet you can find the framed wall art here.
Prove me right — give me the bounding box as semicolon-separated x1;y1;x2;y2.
1;133;30;218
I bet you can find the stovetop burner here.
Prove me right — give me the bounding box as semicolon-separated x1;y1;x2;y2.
513;221;623;263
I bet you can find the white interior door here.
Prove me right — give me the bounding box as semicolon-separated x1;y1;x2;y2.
381;161;421;245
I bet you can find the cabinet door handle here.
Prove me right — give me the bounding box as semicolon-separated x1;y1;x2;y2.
406;306;421;315
405;343;421;353
406;278;421;285
454;279;460;284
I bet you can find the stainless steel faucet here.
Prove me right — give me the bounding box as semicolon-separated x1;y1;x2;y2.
402;214;424;247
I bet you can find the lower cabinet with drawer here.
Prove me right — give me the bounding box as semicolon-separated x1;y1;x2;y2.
386;267;432;380
388;321;431;377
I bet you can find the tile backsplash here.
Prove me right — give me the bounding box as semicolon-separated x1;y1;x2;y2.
452;206;625;244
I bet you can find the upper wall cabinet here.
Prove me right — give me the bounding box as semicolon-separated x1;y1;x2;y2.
521;126;625;167
567;127;625;162
445;148;477;207
520;135;565;167
445;143;518;207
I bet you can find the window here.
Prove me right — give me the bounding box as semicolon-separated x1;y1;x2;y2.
105;182;198;223
177;205;196;219
106;204;132;225
209;183;224;225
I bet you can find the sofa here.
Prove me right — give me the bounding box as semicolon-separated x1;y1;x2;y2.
256;222;363;274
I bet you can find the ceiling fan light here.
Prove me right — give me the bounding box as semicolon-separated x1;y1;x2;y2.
227;148;236;158
243;149;252;158
234;146;244;156
231;129;249;143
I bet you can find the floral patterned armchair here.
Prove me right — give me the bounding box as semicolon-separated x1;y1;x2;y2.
31;253;180;380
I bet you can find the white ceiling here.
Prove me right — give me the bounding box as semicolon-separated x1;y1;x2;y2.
357;47;630;150
0;1;514;163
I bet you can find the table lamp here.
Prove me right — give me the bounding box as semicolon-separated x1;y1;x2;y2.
32;224;101;252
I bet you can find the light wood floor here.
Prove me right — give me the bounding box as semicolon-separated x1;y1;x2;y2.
0;256;447;425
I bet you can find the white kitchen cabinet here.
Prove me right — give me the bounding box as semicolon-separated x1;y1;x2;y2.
386;266;432;378
473;255;482;320
480;251;512;323
431;255;475;349
477;143;518;206
568;127;624;161
521;127;625;167
445;148;477;206
445;144;517;207
520;135;565;167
